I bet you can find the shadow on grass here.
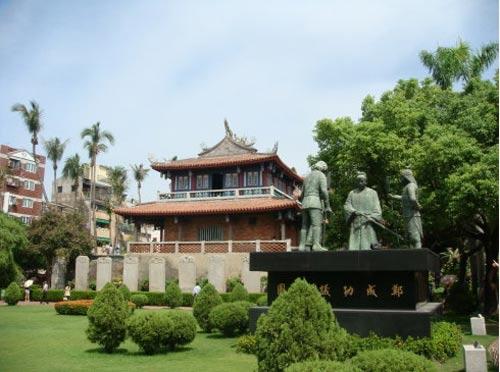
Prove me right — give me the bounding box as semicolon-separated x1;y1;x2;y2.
85;348;129;355
86;346;194;357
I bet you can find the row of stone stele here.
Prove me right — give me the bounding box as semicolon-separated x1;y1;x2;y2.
298;162;422;252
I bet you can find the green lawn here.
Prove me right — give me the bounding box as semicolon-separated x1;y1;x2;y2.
0;305;497;372
0;305;256;372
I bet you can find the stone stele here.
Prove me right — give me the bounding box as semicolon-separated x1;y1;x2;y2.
149;256;166;293
74;256;90;290
208;255;226;293
51;256;67;289
470;316;487;336
178;256;196;293
96;257;112;291
241;255;263;293
123;255;139;292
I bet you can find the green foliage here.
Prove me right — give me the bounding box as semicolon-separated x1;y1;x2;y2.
255;278;350;372
139;279;149;291
444;283;478;315
285;360;360;372
0;213;27;286
226;276;243;292
345;332;401;358
256;295;267;306
130;294;148;308
404;322;462;362
229;283;249;302
70;290;97;300
117;284;131;301
198;277;209;288
54;300;93;315
192;283;223;332
349;348;437;372
127;311;196;354
86;282;129;353
165;281;183;308
4;282;22;306
28;210;94;276
236;334;257;354
31;289;64;302
209;301;250;337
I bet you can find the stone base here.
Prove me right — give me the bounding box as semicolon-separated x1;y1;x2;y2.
249;302;442;338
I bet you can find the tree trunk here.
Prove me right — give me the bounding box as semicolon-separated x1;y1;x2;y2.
483;229;499;315
91;157;97;239
32;140;49;205
53;165;57;204
138;183;141;204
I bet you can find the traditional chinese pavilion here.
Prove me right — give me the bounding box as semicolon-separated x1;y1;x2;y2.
115;122;302;254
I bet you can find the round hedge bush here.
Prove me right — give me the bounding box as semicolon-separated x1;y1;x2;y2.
285;360;360;372
55;300;93;315
130;294;148;309
193;283;222;332
165;281;183;309
236;335;257;354
255;278;351;372
349;348;438;372
86;282;130;353
209;302;250;337
229;283;248;302
117;284;131;301
127;311;197;354
4;282;22;306
256;295;267;306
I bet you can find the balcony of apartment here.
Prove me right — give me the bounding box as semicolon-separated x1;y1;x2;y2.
157;186;293;202
128;239;291;254
5;177;20;188
96;210;111;224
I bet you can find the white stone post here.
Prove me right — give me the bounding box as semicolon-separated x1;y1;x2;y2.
123;255;139;292
149;256;166;292
74;256;90;290
96;257;112;290
208;255;225;293
178;256;196;293
463;344;487;372
470;316;487;336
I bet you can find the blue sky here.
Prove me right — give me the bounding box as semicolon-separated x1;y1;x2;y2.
0;1;498;202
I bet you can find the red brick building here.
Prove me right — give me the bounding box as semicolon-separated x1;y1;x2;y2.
116;124;302;253
0;145;46;223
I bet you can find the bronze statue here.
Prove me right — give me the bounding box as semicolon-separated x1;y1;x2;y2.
298;161;332;252
344;172;382;250
389;169;423;249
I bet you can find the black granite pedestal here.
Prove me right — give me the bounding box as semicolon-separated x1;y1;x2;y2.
249;249;442;338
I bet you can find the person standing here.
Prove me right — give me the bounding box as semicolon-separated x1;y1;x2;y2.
63;284;71;301
344;172;382;250
192;284;201;297
389;169;423;249
298;160;332;252
40;281;49;304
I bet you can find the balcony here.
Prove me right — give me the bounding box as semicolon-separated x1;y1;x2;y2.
128;239;291;254
158;186;293;202
5;177;19;187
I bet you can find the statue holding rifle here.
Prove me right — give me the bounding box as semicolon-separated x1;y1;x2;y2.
344;172;383;250
298;161;332;252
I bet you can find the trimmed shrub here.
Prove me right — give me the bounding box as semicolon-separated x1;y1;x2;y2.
404;322;462;362
255;278;350;372
229;283;249;302
209;302;250;337
127;311;197;354
140;279;149;292
165;282;183;309
256;295;267;306
236;335;257;354
349;348;437;372
118;284;131;301
285;360;360;372
444;283;477;315
89;281;96;291
166;310;197;348
128;312;173;355
55;300;93;315
70;290;97;300
198;277;209;288
226;276;243;292
193;283;223;332
4;282;22;305
130;294;148;308
86;282;130;353
345;332;401;358
182;292;194;307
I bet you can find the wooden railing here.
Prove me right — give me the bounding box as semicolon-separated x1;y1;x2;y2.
157;186;293;202
128;240;291;254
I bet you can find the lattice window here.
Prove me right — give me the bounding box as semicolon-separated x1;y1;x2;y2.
224;173;238;188
198;226;223;241
196;174;209;189
245;171;259;186
176;175;190;190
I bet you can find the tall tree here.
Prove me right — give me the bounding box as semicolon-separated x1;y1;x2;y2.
44;137;68;203
80;122;115;239
108;166;128;247
420;40;498;89
62;154;84;203
11;101;49;203
130;163;149;204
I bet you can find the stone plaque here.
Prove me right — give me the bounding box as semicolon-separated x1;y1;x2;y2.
51;256;67;289
241;256;263;293
149;256;166;292
74;256;90;290
96;257;112;291
123;255;139;292
208;255;225;293
179;256;196;293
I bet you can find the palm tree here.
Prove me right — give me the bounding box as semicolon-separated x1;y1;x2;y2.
62;154;84;203
108;166;128;248
11;100;49;203
420;40;498;89
130;163;150;204
44;137;68;203
81;122;115;238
